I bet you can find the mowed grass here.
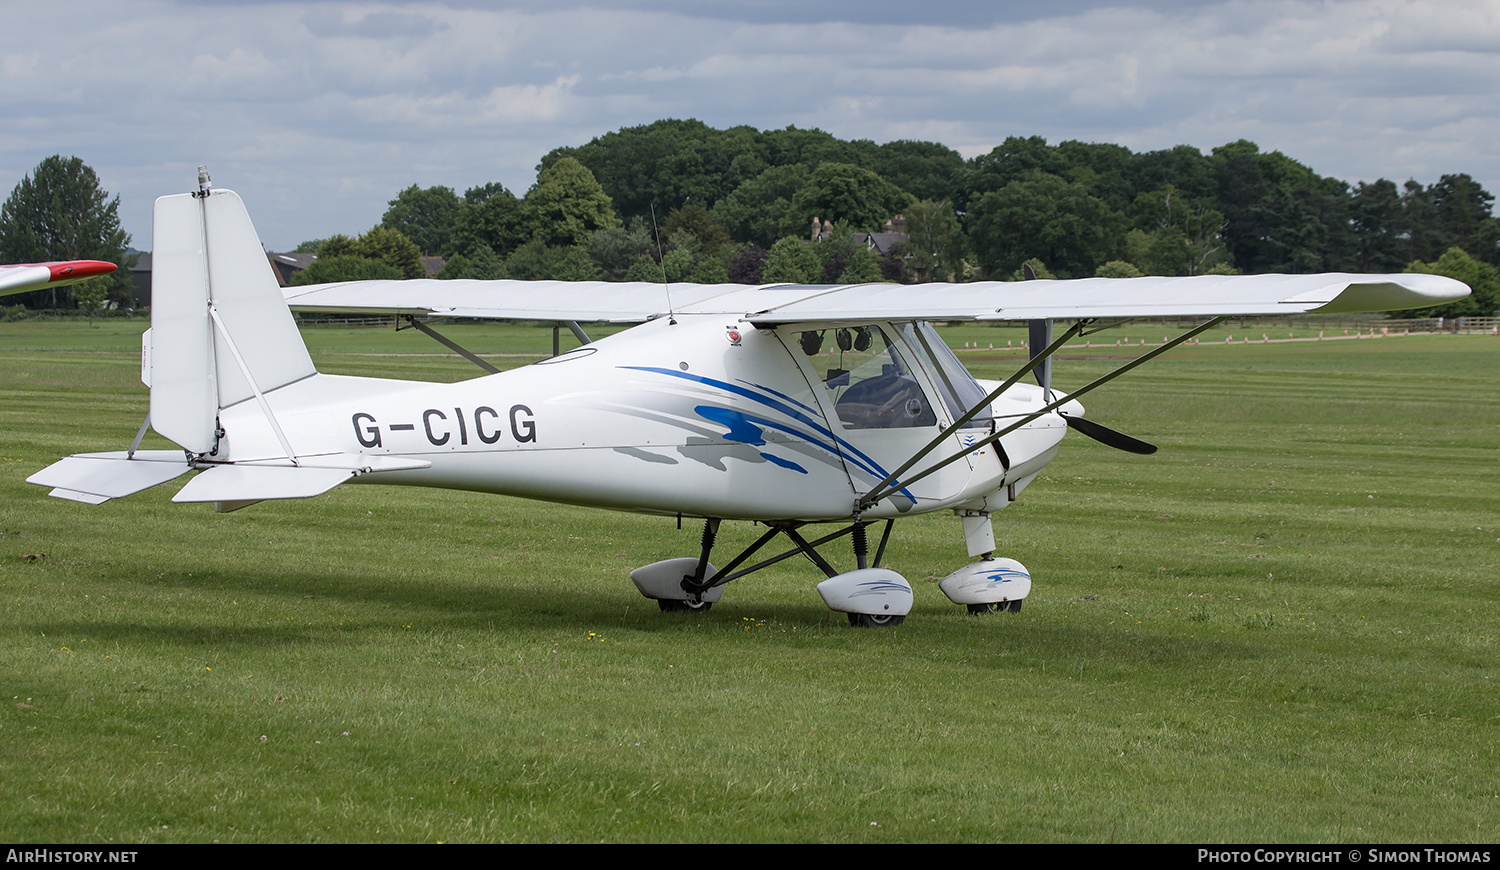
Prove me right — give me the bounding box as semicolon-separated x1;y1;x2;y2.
0;319;1496;843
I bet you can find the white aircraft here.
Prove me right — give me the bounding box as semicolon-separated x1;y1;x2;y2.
3;172;1471;626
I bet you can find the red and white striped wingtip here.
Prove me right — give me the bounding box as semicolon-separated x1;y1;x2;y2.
0;260;118;297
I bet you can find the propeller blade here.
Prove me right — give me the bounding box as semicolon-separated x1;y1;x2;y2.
1062;413;1158;455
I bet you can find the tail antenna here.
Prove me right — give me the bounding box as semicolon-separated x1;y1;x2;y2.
651;203;676;325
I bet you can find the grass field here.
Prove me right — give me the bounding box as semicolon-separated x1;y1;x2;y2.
1;319;1496;843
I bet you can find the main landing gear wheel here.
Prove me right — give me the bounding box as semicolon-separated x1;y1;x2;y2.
847;612;905;628
967;600;1023;615
658;598;713;613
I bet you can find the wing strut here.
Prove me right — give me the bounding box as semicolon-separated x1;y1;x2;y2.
859;316;1226;511
402;316;500;374
551;321;591;356
855;320;1091;513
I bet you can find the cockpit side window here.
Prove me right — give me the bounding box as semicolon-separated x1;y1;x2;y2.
797;326;937;430
900;322;991;429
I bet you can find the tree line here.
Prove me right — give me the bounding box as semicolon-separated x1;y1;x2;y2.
320;120;1498;317
5;121;1498;317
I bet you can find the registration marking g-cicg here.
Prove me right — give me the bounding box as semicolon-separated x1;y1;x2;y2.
351;404;535;449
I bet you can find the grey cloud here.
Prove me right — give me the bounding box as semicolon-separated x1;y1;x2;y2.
3;0;1496;250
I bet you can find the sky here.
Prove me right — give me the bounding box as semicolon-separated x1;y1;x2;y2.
2;0;1497;253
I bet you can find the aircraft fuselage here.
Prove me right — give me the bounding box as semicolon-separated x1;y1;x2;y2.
214;315;1070;521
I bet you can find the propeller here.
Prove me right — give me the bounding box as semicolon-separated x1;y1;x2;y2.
1060;412;1158;455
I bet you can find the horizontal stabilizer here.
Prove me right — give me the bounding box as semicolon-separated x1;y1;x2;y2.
173;465;359;503
26;450;191;503
171;453;431;504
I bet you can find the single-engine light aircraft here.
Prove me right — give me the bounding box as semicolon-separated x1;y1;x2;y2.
4;172;1471;626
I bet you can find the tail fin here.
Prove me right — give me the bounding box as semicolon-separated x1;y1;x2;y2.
29;180;429;508
147;187;315;455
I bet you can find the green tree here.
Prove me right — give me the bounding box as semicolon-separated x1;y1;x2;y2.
1095;260;1144;278
525;158;620;248
1351;179;1410;272
659;248;695;283
73;278;111;325
381;185;461;255
811;226;885;283
761;237;822;284
958;136;1069;210
1129;145;1217;206
760;125;875;169
967;170;1124;278
1127;186;1227;275
713;164;811;248
447;182;527;258
786;163;912;238
1055;140;1137;212
0;155;134;308
299;228;423;281
1427;174;1500;267
870;140;965;204
436;245;506;280
469;245;507;279
351;226;425;279
319;234;357;258
690;253;730;284
902;199;967;282
664;204;731;257
290;256;404;285
587;218;657;280
624;254;665;283
1211;141;1354;273
501;240;598;281
543;119;766;221
435;252;469;280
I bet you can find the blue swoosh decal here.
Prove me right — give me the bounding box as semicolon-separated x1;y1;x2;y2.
760;452;808;474
624;366;917;502
695;406;767;446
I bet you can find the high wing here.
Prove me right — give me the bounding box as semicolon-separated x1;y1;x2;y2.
284;279;735;322
282;272;1469;323
0;260;119;297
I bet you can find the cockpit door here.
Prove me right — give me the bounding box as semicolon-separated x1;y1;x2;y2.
778;322;980;513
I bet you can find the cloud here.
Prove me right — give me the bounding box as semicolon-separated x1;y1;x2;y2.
1;0;1495;249
301;6;449;40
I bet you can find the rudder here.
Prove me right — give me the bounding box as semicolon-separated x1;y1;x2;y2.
147;183;315;456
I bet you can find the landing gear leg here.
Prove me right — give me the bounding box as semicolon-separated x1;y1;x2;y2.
629;518;724;611
674;518;720;612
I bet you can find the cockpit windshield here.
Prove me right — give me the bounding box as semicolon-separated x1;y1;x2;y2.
899;322;991;429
